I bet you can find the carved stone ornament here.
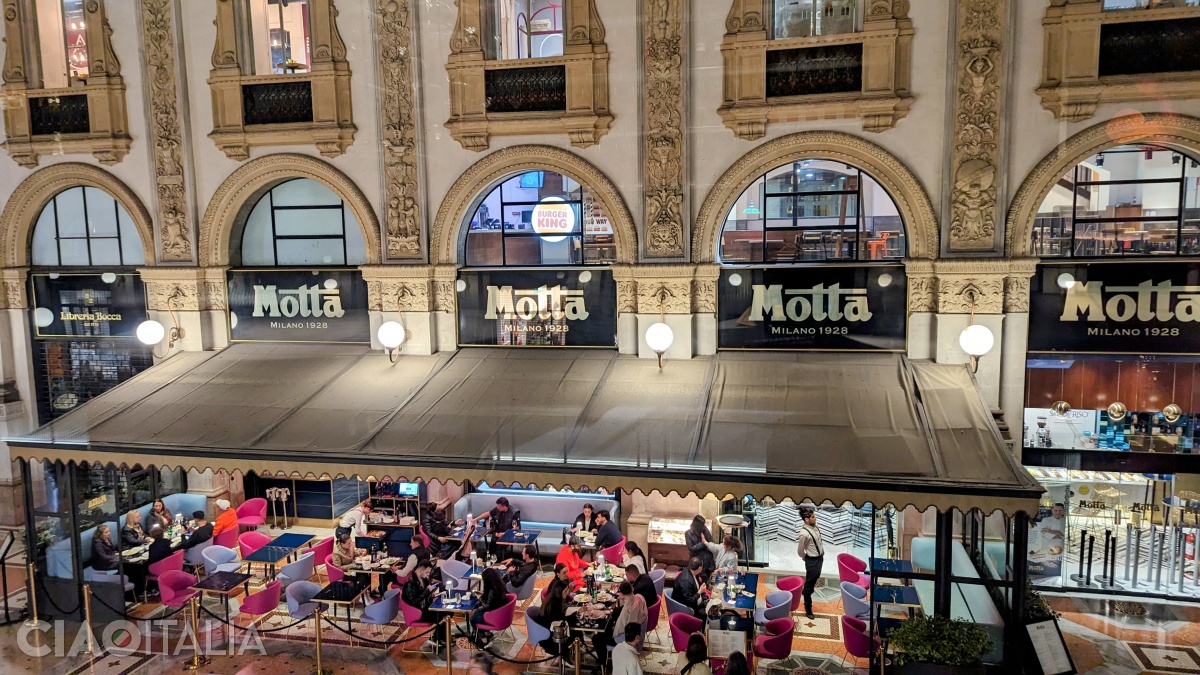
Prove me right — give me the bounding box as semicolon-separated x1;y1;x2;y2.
141;0;193;263
617;280;637;314
642;0;685;259
201;280;226;311
362;266;435;312
432;265;457;313
0;268;27;310
936;277;1005;315
1004;275;1029;314
948;0;1005;252
378;0;422;260
905;259;935;313
144;281;199;312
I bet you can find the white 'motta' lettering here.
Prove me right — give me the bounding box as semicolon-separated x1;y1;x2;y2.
1059;279;1200;323
749;284;872;322
484;285;588;321
251;284;346;319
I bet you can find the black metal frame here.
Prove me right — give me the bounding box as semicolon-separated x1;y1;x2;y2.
36;187;133;267
242;178;353;266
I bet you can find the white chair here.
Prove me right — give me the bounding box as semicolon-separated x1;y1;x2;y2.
505;569;538;610
441;559;471;593
183;539;211;574
277;551;315;588
840;581;871;621
202;545;242;574
648;568;666;597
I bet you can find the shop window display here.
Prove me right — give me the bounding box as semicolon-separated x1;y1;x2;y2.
719;159;905;263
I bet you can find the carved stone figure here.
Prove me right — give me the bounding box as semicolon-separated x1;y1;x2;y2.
950;158;996;245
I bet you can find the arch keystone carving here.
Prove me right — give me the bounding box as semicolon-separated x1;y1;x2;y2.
693;131;938;262
199;153;382;267
431;145;637;265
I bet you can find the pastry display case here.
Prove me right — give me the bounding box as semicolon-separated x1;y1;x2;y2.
648;516;700;567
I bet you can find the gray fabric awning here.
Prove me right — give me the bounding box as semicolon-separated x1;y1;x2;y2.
7;343;1044;514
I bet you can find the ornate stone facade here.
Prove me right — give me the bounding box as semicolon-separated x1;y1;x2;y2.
377;0;422;261
362;266;435;312
140;0;193;263
948;0;1005;253
642;0;685;259
139;267;228;311
0;268;27;310
611;264;711;315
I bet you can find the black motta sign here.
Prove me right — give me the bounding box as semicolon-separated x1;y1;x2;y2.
457;269;617;347
718;265;907;351
228;269;370;343
1029;262;1200;354
29;272;146;339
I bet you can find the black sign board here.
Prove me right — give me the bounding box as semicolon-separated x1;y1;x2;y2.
29;272;147;339
457;269;617;347
227;269;370;343
717;265;907;351
1029;262;1200;354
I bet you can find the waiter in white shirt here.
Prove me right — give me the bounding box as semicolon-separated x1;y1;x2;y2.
796;506;824;620
336;500;374;540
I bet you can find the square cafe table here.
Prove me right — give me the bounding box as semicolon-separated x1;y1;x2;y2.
191;571;252;625
496;529;542;558
431;593;480;675
872;584;923;619
267;532;314;552
872;559;914;575
313;579;370;642
715;572;759;615
241;545;296;581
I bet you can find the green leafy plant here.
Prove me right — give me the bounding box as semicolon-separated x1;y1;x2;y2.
1023;580;1058;623
888;615;992;667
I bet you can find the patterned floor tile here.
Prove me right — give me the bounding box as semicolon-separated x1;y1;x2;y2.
1124;642;1200;674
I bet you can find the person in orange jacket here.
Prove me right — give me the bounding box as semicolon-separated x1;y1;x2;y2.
555;538;587;590
212;499;238;537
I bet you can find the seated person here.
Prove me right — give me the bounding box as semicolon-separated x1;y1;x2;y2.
622;540;648;575
591;581;647;666
147;528;175;565
121;510;151;549
705;535;743;572
673;557;710;619
555;539;586;590
212;499;238;538
180;511;213;550
402;561;445;645
571;502;598;535
612;624;645;675
531;564;574;656
502;544;539;589
331;532;364;572
625;564;657;608
469;568;508;644
422;498;461;559
473;497;517;535
678;634;712;675
594;510;622;551
91;525;121;572
144;499;172;536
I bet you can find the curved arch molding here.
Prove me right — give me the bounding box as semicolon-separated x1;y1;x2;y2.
1;163;156;268
431;145;638;265
1007;113;1200;257
692;131;939;262
199;154;382;266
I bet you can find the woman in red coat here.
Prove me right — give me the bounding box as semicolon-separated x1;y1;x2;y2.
555;539;587;590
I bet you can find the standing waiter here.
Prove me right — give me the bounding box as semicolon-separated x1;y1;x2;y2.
796;506;824;620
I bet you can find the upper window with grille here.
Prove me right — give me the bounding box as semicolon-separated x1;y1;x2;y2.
719;159;906;264
30;186;145;267
1031;144;1200;258
464;170;615;266
237;178;367;266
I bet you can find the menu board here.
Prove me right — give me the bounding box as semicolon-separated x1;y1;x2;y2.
1029;262;1200;354
227;269;370;343
1025;620;1075;675
717;265;906;351
706;629;747;660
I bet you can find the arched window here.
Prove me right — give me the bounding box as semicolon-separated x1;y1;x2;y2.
30;186;146;267
719;159;905;263
464;170;615;266
238;178;367;266
1032;144;1200;258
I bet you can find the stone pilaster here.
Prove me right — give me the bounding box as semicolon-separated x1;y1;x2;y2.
376;0;424;261
361;265;438;355
138;266;228;352
641;0;686;259
612;264;703;360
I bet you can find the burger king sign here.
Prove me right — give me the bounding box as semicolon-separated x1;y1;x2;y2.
532;197;576;242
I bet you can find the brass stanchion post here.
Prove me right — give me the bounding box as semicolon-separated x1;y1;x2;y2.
23;562;39;627
311;606;329;675
81;585;96;655
572;637;581;675
182;595;210;670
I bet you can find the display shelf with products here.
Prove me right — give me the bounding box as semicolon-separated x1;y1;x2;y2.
648;516;698;567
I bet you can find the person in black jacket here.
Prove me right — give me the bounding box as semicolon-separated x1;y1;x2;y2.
422;499;460;559
121;510;151;549
403;561;444;644
685;515;715;576
91;525;121;571
181;511;213;550
625;564;657;608
147;529;175;565
470;568;508;644
502;544;538;590
532;564;573;656
673;557;709;619
593;510;622;551
570;503;598;535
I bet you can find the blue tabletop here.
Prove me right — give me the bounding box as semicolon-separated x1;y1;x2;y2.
431;594;479;612
872;559;913;574
243;545;294;564
269;532;315;550
497;529;541;545
719;572;759;610
872;584;921;607
449;526;487;541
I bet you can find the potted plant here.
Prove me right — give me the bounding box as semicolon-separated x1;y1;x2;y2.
1023;580;1058;624
887;615;992;675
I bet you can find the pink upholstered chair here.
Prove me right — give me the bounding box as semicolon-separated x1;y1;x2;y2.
239;531;271;559
838;555;870;589
644;595;663;644
417;526;433;549
238;580;281;626
476;592;517;640
599;537;627;565
302;537;335;580
753;617;794;666
400;596;438;653
775;575;805;615
669;612;703;652
324;554;345;583
236;498;268;531
214;527;238;549
146;550;185;601
158;570;199;608
841;615;878;661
